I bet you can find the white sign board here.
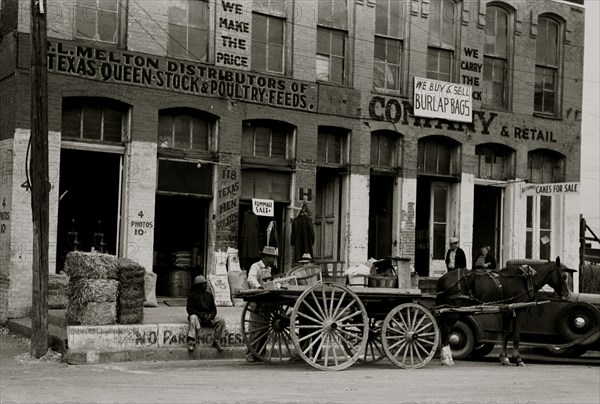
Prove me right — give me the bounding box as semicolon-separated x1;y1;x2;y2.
413;77;472;123
252;198;274;217
521;182;580;196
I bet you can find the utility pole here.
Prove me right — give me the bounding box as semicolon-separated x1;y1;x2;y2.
30;0;49;359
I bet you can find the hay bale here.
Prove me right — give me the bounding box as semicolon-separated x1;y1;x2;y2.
68;279;118;306
79;302;117;325
64;251;118;280
116;258;146;284
119;284;145;300
118;312;144;325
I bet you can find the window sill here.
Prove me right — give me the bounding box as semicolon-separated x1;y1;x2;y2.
61;139;125;153
316;80;353;90
533;113;562;121
157;148;214;161
371;89;407;98
241;157;295;171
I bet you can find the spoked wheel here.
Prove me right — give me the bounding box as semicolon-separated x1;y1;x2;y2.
241;301;298;364
290;283;369;371
382;303;440;369
359;317;385;362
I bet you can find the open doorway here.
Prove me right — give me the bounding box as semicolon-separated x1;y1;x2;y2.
56;149;121;272
368;175;394;259
472;185;502;265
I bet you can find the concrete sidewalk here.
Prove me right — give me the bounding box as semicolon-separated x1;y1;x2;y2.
6;300;247;365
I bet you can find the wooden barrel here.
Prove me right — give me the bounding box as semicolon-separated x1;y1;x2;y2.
168;269;191;298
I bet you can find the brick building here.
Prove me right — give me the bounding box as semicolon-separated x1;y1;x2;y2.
0;0;585;320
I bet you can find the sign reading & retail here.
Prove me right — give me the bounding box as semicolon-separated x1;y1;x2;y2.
46;41;316;112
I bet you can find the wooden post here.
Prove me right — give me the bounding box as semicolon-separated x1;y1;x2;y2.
30;0;49;359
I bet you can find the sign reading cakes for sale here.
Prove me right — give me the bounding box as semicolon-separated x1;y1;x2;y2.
413;77;472;123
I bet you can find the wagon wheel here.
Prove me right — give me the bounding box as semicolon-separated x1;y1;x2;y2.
290;283;369;371
382;303;440;369
341;317;385;363
241;301;298;364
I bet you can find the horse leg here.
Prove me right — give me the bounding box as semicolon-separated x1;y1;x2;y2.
438;313;456;366
499;312;512;366
512;311;525;367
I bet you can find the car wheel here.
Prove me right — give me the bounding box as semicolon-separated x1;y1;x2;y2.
557;303;600;346
470;342;495;359
448;320;475;360
543;346;588;358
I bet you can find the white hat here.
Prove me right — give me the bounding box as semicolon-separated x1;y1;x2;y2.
449;237;459;244
261;246;278;257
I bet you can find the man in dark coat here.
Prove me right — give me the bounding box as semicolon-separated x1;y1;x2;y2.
186;275;225;352
473;243;497;271
445;237;467;272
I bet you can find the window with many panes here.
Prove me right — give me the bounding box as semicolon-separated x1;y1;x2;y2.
483;6;511;109
318;127;347;165
167;0;209;61
242;122;293;161
62;97;127;143
535;16;561;115
475;144;515;180
374;0;404;92
75;0;121;43
526;195;552;260
158;109;212;151
316;0;348;84
252;13;285;74
371;131;400;168
527;150;565;183
418;137;459;176
426;0;456;82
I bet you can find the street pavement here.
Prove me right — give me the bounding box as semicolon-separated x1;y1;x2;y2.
1;327;599;404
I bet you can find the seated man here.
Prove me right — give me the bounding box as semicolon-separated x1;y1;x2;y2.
186;275;225;352
473;243;497;271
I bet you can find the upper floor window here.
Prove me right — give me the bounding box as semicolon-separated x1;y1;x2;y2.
168;0;209;61
374;0;404;92
62;97;127;143
418;137;460;176
242;121;294;161
535;16;561;115
475;144;515;180
316;0;348;84
371;130;400;168
483;6;512;109
75;0;121;43
158;108;213;151
527;150;565;183
252;13;285;74
318;127;348;165
427;0;456;82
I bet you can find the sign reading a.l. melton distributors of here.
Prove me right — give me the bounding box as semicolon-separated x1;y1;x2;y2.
413;77;472;123
521;182;580;196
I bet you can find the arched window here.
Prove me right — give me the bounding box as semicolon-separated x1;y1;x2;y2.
242;120;294;161
483;5;512;109
158;108;214;151
475;143;515;180
62;97;128;143
318;126;348;166
535;16;562;115
417;136;460;176
527;149;565;183
371;130;401;169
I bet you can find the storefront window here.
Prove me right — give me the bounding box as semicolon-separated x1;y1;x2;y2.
526;194;552;260
62;97;127;143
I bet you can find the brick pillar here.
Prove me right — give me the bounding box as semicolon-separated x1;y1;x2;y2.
397;177;417;260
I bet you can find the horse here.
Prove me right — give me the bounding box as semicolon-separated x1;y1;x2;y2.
435;257;575;367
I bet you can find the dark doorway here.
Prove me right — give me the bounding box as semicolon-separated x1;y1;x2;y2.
415;178;431;276
153;194;208;296
472;185;501;265
56;149;121;272
368;175;394;259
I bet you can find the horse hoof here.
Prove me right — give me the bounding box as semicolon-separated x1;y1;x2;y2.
516;360;525;367
500;358;511;366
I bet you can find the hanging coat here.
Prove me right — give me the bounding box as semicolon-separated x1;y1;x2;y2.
266;220;279;248
291;214;315;261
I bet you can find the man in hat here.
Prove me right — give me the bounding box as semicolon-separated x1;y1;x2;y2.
186;275;226;352
247;246;278;289
473;243;497;271
445;237;467;272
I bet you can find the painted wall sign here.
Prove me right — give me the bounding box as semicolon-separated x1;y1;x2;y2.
460;47;483;103
413;77;472;123
252;198;274;217
216;1;251;69
46;42;317;112
521;182;580;196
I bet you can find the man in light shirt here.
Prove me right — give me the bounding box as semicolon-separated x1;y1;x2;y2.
247;246;278;288
445;237;467;272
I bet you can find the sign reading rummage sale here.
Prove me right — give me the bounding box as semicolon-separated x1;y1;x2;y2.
252;198;274;217
413;77;472;123
216;0;251;69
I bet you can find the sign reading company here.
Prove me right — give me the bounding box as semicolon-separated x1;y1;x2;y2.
413;77;472;123
521;182;580;196
252;198;274;217
46;42;316;112
216;0;251;69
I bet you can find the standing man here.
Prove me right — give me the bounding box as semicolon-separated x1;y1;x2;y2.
186;275;225;352
248;246;278;289
473;243;497;271
445;237;467;272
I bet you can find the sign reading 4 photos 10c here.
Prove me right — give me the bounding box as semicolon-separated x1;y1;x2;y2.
413;77;473;123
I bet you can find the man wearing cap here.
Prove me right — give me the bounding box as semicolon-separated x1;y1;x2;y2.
445;237;467;272
473;243;497;271
186;275;226;352
248;246;278;289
